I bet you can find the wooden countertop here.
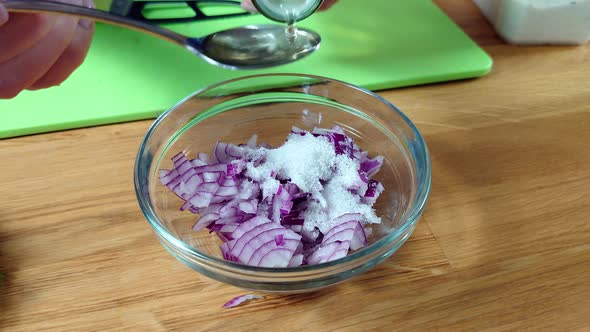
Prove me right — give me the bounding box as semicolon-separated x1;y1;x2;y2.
1;1;589;330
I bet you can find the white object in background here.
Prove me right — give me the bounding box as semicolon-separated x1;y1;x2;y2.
473;0;590;45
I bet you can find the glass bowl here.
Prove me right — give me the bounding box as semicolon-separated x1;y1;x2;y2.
134;74;431;293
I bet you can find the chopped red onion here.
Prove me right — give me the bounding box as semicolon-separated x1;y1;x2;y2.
247;134;258;148
222;294;264;308
360;156;384;177
238;199;258;214
363;179;385;205
193;213;220;231
306;241;351;265
197;152;211;164
288;253;304;267
202;171;223;183
159;126;385;267
274;234;285;246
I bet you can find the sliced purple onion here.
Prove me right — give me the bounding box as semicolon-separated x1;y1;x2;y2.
303;215;368;264
288;253;304;267
197;182;219;194
219;205;238;218
238;181;259;200
216;224;238;241
224;216;301;267
159;169;179;186
291;126;306;135
322;220;367;251
184;191;214;208
360;155;384;177
216;185;239;197
247;134;258;148
310;127;331;136
331;133;354;157
174;159;193;178
230;224;286;259
284;182;299;196
214;142;244;164
348;171;369;197
202;171;223;183
222;294;264;308
198;203;223;216
306;241;350;265
257;248;298;267
332;213;363;224
215;231;232;242
160;126;386;268
193;213;220;231
197;152;211;164
274;234;285;246
238;199;258;214
282;214;304;226
247;237;300;266
227;160;245;177
363;179;384;205
180;200;196;212
220;242;235;261
208;223;223;233
359;171;369;184
330;125;346;134
229;216;273;244
300;228;320;243
191;158;208;167
217;215;246;225
179;174;203;195
193;163;227;174
307;126;355;157
270;185;293;222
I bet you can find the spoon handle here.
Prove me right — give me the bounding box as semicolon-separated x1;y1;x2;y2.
1;0;191;49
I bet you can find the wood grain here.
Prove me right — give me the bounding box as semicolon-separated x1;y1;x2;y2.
2;0;590;330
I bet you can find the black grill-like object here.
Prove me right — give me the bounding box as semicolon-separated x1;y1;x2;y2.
108;0;252;24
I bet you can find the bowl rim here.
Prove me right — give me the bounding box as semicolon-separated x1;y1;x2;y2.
134;73;432;273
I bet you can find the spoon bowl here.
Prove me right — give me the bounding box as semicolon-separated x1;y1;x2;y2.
2;0;321;70
194;24;321;68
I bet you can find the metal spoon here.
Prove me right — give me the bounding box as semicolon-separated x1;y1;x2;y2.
2;0;321;70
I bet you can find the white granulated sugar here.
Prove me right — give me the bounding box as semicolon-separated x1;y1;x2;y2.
265;133;336;194
244;147;265;161
245;161;273;182
261;178;280;199
244;132;381;232
333;154;361;188
302;180;380;233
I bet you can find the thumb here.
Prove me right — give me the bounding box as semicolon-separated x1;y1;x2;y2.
0;3;8;26
240;0;257;12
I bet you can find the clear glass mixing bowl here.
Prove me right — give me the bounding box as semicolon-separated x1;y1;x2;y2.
134;74;431;293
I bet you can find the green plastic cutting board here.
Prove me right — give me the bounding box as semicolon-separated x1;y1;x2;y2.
0;0;492;139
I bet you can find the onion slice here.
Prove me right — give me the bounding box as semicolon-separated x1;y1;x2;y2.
222;294;265;308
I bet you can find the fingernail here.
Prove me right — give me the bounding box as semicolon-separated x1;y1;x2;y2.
78;0;95;30
78;18;93;29
0;4;9;26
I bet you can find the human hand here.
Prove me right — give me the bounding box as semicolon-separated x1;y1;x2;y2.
0;0;95;99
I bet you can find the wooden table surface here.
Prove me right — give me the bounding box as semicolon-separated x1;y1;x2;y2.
2;1;590;331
